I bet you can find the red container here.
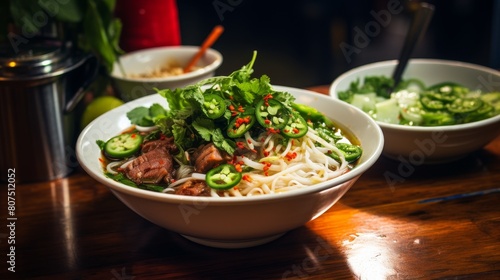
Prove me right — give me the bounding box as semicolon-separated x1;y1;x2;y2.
115;0;181;52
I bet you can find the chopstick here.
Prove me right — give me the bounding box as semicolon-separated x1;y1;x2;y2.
183;25;225;73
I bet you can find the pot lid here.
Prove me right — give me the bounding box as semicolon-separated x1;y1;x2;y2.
0;38;73;78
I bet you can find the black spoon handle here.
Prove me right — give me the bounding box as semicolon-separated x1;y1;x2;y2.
392;2;435;87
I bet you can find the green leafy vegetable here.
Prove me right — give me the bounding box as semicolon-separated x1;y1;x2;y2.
127;103;167;126
96;140;106;150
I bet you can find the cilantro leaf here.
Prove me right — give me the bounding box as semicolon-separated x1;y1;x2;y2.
127;106;153;126
192;117;235;155
230;51;257;83
149;103;167;121
192;118;214;142
273;90;296;108
211;128;235;155
127;103;168;126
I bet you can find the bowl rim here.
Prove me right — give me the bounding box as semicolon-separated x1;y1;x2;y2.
110;45;223;83
77;86;384;206
329;58;500;132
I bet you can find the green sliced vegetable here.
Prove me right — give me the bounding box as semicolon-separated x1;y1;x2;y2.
481;92;500;111
426;91;459;103
316;126;343;144
227;114;255;138
350;93;377;114
461;102;494;123
421;112;455;126
421;94;445;110
340;76;500;126
427;82;469;96
374;98;400;124
336;143;362;162
328;143;363;163
291;103;333;126
447;98;483;113
206;164;242;190
202;93;226;119
104;133;143;159
401;105;424;125
282;112;308;138
255;98;289;130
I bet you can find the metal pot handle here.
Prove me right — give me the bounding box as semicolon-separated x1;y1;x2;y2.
64;54;99;113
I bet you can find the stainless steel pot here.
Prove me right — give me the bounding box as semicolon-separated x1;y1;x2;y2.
0;39;98;183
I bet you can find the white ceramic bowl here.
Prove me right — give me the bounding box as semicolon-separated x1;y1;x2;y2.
110;46;223;101
330;59;500;164
77;86;383;248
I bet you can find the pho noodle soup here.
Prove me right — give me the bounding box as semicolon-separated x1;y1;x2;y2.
97;52;363;197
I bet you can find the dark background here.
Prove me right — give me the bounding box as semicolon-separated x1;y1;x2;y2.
176;0;497;88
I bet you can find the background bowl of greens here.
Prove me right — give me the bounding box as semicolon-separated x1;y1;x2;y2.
111;46;222;101
77;52;384;248
329;59;500;164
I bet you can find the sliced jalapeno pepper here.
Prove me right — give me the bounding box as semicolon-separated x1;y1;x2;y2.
337;143;362;162
205;164;242;190
461;102;493;123
481;92;500;111
426;91;458;103
202;93;226;119
104;133;143;159
427;82;468;96
421;94;445;110
447;98;483;114
421;112;455;126
291;103;334;126
255;98;289;130
227;113;255;138
282;112;308;138
316;126;343;144
328;143;362;163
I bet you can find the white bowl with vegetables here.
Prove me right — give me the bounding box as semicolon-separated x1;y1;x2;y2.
329;59;500;163
77;52;383;248
111;46;223;101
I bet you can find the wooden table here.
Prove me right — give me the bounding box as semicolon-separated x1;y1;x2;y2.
3;86;500;280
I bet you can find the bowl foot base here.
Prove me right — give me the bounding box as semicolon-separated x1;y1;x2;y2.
181;233;286;249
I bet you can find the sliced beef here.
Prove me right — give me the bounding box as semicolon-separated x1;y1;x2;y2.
191;143;230;173
175;180;211;196
124;148;174;184
142;137;178;154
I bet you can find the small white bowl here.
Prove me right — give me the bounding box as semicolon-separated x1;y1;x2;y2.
330;59;500;163
111;46;222;101
76;86;383;248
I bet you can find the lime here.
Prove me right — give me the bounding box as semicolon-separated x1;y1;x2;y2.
80;96;124;129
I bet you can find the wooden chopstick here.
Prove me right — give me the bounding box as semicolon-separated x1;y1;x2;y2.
183;25;224;73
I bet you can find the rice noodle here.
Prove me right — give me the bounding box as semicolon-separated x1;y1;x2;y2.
106;161;123;174
120;158;135;169
165;172;206;191
135;125;158;132
217;127;350;197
